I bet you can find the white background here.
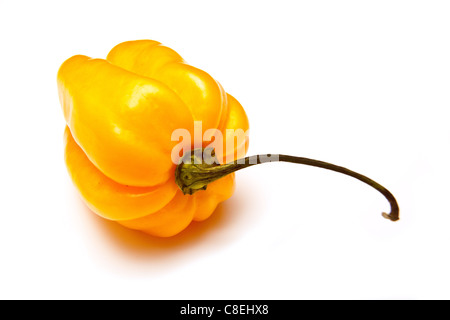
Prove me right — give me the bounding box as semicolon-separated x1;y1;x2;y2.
1;0;449;300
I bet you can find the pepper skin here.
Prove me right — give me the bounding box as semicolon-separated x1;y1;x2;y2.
59;40;249;237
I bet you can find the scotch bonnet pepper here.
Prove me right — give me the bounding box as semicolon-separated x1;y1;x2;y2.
59;40;399;237
59;40;249;237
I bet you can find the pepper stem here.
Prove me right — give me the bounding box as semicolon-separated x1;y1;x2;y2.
175;149;399;222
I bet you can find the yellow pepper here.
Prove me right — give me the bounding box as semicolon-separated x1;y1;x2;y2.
59;40;249;237
59;40;399;238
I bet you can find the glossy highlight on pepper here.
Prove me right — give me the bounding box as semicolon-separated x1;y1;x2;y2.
59;40;249;237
